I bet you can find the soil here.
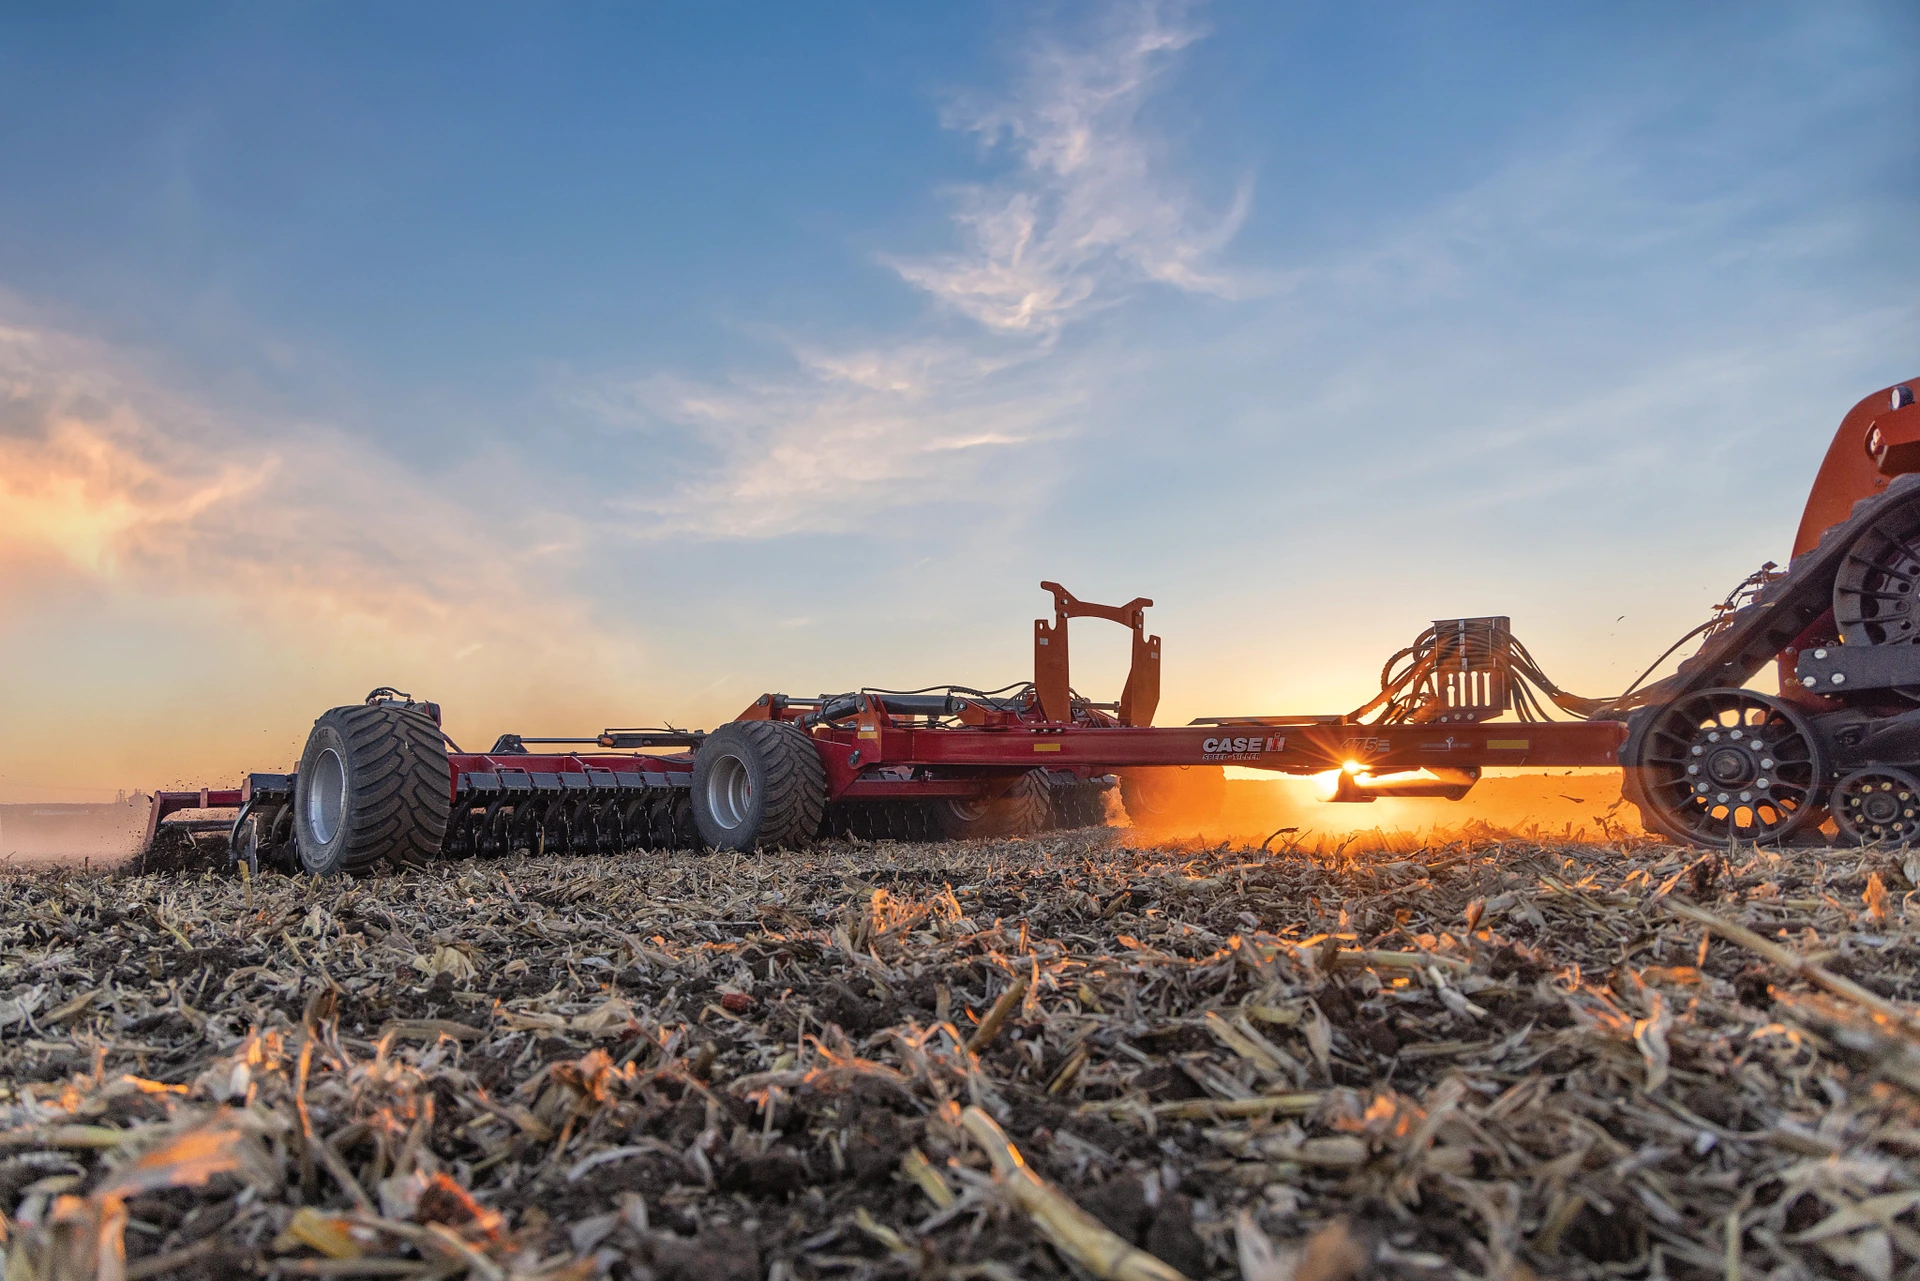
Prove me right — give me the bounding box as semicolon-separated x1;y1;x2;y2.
1;828;1917;1279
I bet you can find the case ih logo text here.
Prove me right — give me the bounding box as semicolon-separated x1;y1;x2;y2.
1201;735;1286;761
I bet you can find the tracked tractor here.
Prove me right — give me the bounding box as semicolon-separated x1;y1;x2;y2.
142;378;1920;867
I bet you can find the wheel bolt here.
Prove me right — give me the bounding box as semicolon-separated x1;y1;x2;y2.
1687;765;1699;775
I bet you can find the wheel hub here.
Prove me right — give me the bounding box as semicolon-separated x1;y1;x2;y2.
1864;791;1904;824
308;747;347;845
1705;747;1755;787
706;753;753;830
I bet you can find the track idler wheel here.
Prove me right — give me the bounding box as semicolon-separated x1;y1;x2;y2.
1621;688;1826;847
292;703;453;875
1831;767;1920;845
691;721;827;851
1834;492;1920;646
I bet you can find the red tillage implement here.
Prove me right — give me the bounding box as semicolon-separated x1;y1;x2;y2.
153;379;1920;867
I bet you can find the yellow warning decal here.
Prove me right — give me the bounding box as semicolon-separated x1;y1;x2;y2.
1033;742;1063;752
1487;739;1530;750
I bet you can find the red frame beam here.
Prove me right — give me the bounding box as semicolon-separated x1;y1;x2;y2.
814;717;1625;783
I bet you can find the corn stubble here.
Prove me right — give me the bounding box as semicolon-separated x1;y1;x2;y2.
1;831;1918;1280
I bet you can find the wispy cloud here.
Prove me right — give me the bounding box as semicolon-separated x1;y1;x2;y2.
592;341;1069;538
0;319;635;698
890;1;1249;335
597;0;1248;539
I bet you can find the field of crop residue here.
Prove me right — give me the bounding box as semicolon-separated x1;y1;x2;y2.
3;830;1919;1280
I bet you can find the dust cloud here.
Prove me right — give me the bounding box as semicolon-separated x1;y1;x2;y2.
0;797;150;867
1116;768;1640;852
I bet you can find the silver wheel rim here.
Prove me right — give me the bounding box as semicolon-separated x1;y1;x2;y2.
707;753;753;830
309;747;347;845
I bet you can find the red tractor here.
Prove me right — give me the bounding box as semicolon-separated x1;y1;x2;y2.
145;378;1920;868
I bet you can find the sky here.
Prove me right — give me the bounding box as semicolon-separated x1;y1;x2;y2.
0;1;1915;801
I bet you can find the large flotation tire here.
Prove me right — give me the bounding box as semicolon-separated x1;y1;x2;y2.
292;704;451;876
690;721;828;851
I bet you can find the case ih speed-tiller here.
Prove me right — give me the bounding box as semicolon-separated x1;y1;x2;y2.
147;378;1920;870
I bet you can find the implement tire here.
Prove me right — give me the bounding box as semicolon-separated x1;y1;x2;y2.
292;704;452;876
996;769;1055;835
691;721;827;851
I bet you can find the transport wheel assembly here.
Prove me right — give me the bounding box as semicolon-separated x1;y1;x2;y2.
292;703;453;876
691;720;827;850
1622;689;1825;847
1831;767;1920;845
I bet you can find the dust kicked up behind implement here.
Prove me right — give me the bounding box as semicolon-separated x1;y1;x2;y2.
146;378;1920;867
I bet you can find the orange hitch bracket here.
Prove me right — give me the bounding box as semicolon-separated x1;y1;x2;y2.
1033;581;1161;726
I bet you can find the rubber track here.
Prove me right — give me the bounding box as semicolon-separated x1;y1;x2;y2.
1624;473;1920;712
740;720;827;849
326;704;452;871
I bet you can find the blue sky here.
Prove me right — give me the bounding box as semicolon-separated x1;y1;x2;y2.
0;1;1914;797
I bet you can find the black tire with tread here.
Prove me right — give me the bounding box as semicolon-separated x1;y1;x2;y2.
690;721;827;851
292;704;452;876
996;769;1054;835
